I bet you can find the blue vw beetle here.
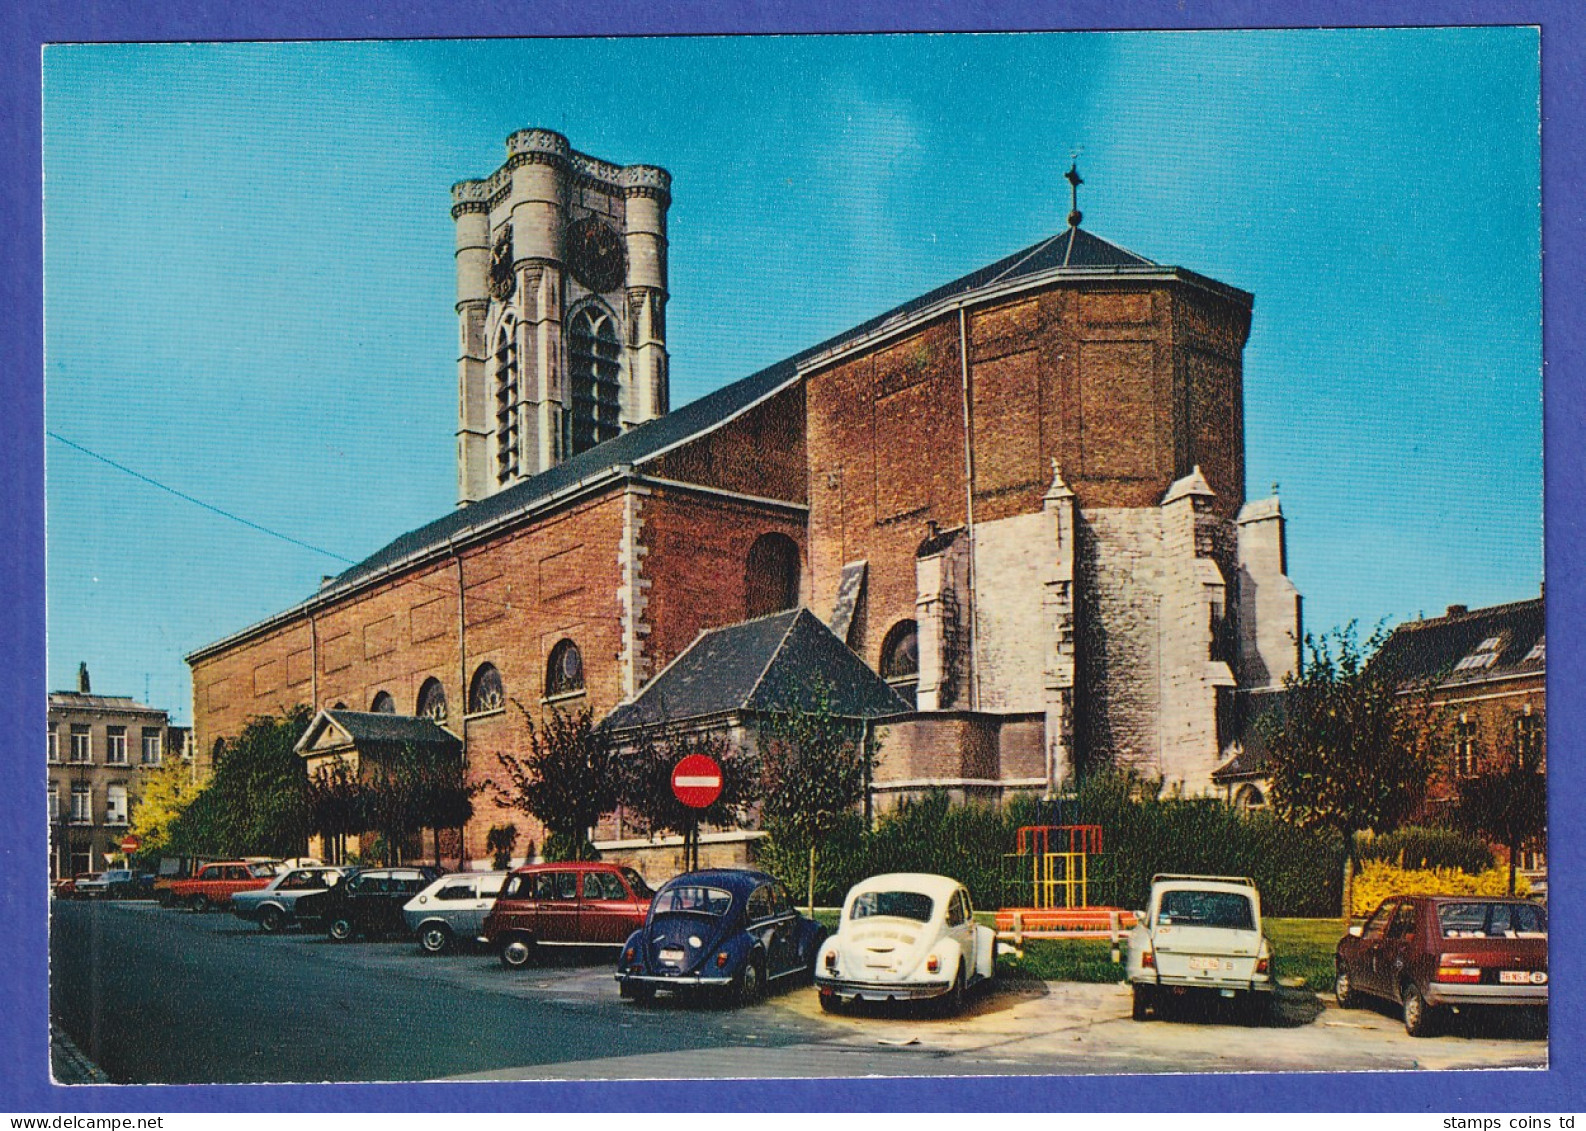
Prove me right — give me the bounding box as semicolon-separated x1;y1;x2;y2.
615;869;828;1006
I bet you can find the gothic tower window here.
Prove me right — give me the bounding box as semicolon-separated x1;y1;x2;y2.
566;306;621;456
493;316;520;486
417;677;448;723
546;640;585;698
880;619;919;707
469;663;506;714
745;533;800;618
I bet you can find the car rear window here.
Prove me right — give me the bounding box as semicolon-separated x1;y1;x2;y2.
1157;890;1255;930
653;885;733;916
1438;901;1547;939
850;890;935;923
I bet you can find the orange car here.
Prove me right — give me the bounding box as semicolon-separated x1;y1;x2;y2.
165;860;280;912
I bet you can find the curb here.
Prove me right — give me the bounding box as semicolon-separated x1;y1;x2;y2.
50;1023;110;1085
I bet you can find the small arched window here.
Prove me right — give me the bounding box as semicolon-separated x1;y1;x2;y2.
416;677;448;723
469;663;506;714
546;640;585;698
745;533;800;618
370;691;395;714
332;701;348;710
1233;784;1267;812
880;620;919;680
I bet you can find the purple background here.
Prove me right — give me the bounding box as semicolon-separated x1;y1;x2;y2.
3;0;1579;1113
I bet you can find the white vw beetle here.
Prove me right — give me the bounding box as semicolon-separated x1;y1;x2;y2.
815;873;996;1014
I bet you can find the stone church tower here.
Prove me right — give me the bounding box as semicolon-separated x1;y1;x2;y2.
450;129;671;504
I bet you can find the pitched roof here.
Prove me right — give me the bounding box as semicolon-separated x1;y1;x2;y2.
48;692;165;715
600;608;910;732
294;709;461;755
191;224;1246;661
1371;596;1545;688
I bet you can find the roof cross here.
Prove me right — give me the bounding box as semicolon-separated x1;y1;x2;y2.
1065;160;1084;229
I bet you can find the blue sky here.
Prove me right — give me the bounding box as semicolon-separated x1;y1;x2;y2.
42;30;1541;724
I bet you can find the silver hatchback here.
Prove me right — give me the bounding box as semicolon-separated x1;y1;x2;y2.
403;871;509;954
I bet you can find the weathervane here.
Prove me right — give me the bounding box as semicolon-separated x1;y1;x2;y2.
1065;160;1084;229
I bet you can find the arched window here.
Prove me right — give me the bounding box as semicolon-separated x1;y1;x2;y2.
494;315;520;486
370;691;395;714
879;619;919;709
416;678;448;723
565;306;621;456
1233;784;1267;812
331;701;348;711
546;640;585;698
469;663;506;714
745;533;800;618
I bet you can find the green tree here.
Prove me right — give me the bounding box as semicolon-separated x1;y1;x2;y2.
485;824;520;870
758;687;877;914
1258;625;1444;914
1452;734;1547;895
165;706;314;857
306;759;365;865
618;725;760;870
129;758;207;857
491;704;621;861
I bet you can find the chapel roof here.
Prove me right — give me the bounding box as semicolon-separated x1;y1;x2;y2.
1370;595;1545;688
599;607;910;733
294;708;461;755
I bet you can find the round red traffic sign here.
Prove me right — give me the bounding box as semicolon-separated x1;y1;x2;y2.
119;834;141;854
671;753;724;809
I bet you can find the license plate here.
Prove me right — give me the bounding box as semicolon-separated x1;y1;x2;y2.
1500;970;1547;985
1189;956;1222;972
659;948;685;963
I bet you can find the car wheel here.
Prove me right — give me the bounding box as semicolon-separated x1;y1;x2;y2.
156;891;174;909
734;956;765;1007
1402;981;1437;1038
1334;962;1357;1009
1243;991;1273;1027
258;906;284;934
1131;983;1153;1021
419;922;453;955
819;992;847;1015
328;917;355;942
190;894;210;914
500;935;536;970
936;963;966;1017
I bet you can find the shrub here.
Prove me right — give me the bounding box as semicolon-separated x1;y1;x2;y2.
1350;860;1529;917
1356;826;1494;875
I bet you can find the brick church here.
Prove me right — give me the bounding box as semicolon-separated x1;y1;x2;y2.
186;129;1302;866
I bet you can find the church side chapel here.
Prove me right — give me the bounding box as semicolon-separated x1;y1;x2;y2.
187;129;1302;868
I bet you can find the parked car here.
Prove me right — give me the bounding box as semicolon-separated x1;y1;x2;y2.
615;869;828;1006
231;866;350;932
1126;873;1275;1023
1335;895;1547;1037
485;862;654;968
814;873;996;1014
403;871;509;954
299;866;443;941
72;871;115;899
165;860;281;912
53;872;101;900
81;869;155;899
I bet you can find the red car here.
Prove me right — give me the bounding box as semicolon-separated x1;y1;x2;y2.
165;860;280;912
54;872;100;900
484;862;654;969
1335;895;1547;1036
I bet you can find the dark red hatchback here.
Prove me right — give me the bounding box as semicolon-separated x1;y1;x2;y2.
1335;895;1547;1036
483;862;654;969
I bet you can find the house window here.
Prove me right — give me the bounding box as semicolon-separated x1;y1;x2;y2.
106;726;128;765
48;725;59;763
48;784;59;823
1515;709;1545;771
370;690;395;714
1233;784;1267;811
469;663;505;714
745;533;801;618
70;783;92;825
493;316;520;486
106;784;129;826
141;728;162;765
1452;715;1479;778
1453;635;1505;673
1518;848;1547;873
1523;635;1545;664
69;725;91;764
416;678;448;723
546;640;585;698
565;306;622;456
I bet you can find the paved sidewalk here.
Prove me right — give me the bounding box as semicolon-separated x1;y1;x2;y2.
51;1022;109;1085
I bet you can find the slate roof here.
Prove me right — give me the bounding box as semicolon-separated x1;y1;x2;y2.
1371;596;1545;687
296;709;461;755
600;608;910;732
48;692;165;715
192;223;1246;661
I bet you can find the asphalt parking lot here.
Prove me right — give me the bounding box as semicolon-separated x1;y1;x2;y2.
51;900;1547;1083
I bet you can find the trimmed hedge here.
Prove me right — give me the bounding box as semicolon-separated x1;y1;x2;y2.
1350;860;1528;917
758;775;1346;917
1356;826;1494;875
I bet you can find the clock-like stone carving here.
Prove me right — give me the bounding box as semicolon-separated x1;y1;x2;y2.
489;228;515;301
564;215;626;294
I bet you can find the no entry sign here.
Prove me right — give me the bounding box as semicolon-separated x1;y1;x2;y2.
671;753;724;809
119;834;141;854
